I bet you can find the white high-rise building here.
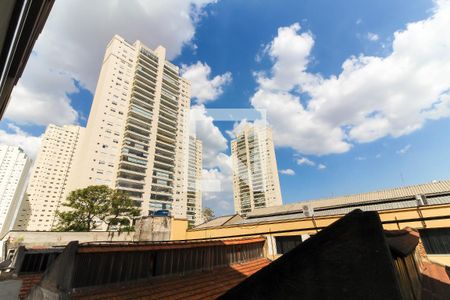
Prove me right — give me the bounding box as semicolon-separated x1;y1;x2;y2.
67;35;191;218
231;124;282;215
187;136;202;226
0;145;31;235
15;124;84;231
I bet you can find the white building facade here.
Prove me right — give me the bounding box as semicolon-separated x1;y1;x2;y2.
231;125;283;215
187;136;202;226
0;145;31;235
14;125;85;231
67;35;191;219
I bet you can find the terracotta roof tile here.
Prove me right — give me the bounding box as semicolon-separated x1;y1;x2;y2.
421;261;450;299
72;258;271;299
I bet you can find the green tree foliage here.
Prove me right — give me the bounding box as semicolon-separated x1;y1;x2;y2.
56;185;140;232
105;189;140;232
202;207;215;222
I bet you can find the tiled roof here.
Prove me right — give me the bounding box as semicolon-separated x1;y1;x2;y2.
72;258;271;300
421;262;450;298
194;214;242;229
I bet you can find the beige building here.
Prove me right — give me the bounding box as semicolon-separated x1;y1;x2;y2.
231;124;282;215
67;35;191;219
0;145;31;236
14;124;84;231
187;136;202;226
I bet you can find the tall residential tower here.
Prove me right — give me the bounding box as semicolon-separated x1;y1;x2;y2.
67;35;191;219
15;125;84;231
0;145;31;235
187;136;202;226
231;124;282;215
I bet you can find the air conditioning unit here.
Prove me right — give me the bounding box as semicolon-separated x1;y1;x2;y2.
303;205;314;217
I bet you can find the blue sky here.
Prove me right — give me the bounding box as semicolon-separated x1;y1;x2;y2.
1;0;450;216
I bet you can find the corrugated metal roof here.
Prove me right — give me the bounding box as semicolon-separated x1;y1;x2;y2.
247;180;450;218
194;215;236;229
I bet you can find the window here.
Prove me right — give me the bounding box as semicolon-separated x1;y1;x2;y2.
275;235;303;254
420;228;450;254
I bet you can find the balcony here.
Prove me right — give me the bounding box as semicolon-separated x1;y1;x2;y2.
155;146;174;158
125;132;149;146
129;105;152;120
153;157;174;169
136;69;157;87
117;170;146;182
160;96;178;112
158;113;177;129
133;84;154;100
119;162;146;174
124;139;148;153
157;126;176;139
125;127;150;141
138;56;158;74
131;96;153;112
155;153;174;165
157;132;176;145
121;155;147;167
127;116;151;132
153;161;174;172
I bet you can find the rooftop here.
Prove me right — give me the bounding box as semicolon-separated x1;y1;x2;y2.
193;180;450;230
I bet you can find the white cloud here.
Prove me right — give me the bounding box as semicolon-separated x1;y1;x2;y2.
396;144;411;155
367;32;380;41
189;104;228;168
251;1;450;155
296;157;315;166
201;153;234;215
317;164;327;170
355;156;367;161
5;0;217;126
0;124;42;159
181;61;232;104
280;168;295;175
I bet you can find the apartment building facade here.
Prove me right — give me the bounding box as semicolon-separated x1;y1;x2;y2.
14;125;84;231
0;145;31;235
231;125;282;215
67;35;191;219
187;136;202;226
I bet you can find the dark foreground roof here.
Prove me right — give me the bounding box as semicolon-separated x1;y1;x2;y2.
72;258;270;300
22;237;266;299
220;210;410;299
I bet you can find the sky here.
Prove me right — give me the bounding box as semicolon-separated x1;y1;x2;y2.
1;0;450;216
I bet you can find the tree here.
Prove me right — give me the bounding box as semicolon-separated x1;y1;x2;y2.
202;207;215;222
104;190;140;232
56;185;139;232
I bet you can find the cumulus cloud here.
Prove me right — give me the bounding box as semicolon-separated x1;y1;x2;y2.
317;164;327;170
181;61;232;104
201;153;234;215
280;168;295;175
4;0;217;127
251;1;450;155
367;32;380;41
396;144;412;155
189;104;228;168
297;157;315;166
0;124;42;159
